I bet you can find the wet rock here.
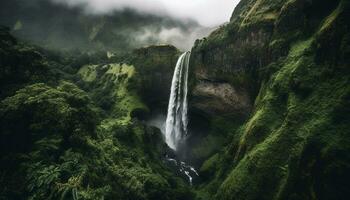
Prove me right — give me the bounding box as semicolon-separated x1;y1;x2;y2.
192;81;251;116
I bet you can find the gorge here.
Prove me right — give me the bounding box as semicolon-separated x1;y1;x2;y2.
0;0;350;200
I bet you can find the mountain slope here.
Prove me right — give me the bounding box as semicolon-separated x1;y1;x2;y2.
190;0;350;199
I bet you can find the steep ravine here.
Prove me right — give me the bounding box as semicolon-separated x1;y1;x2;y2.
0;0;349;199
188;0;350;199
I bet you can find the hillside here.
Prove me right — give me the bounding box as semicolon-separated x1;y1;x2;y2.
189;0;350;199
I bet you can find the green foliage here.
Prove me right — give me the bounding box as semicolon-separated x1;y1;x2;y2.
0;27;193;199
0;27;49;98
0;81;98;199
0;79;192;199
1;0;348;199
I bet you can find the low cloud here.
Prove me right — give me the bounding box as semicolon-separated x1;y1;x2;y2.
51;0;240;26
133;26;215;50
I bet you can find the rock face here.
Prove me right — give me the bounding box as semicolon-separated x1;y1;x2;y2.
131;45;180;109
189;0;350;199
188;6;275;117
192;81;251;116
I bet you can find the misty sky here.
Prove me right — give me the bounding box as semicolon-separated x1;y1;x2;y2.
52;0;241;26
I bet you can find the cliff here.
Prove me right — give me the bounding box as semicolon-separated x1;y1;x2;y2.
130;45;180;110
190;0;350;199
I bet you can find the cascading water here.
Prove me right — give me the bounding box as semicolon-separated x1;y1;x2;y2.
164;51;198;185
165;51;191;150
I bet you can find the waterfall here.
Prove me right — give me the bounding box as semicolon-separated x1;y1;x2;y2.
165;51;191;150
164;52;199;185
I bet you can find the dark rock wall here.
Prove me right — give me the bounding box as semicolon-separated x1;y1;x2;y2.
130;45;180;110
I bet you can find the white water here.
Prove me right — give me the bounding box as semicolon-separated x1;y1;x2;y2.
165;51;191;150
164;51;198;185
165;156;199;186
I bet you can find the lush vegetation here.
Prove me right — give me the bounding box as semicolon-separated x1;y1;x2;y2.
0;26;192;200
1;0;349;199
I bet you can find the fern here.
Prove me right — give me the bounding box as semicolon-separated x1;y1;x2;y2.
24;162;62;199
56;175;82;200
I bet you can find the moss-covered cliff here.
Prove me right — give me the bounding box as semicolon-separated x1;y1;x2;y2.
130;45;180;110
190;0;350;199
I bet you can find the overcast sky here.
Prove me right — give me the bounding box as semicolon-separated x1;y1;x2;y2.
52;0;241;26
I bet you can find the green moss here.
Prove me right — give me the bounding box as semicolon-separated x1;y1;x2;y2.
78;64;98;82
215;39;314;199
200;154;220;177
239;0;284;28
213;31;350;199
232;38;316;157
318;1;343;35
191;0;350;199
105;63;135;77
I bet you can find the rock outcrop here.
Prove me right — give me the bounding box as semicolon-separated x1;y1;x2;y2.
131;45;180;109
192;81;251;116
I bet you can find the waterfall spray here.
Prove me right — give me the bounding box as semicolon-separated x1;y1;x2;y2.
165;51;191;150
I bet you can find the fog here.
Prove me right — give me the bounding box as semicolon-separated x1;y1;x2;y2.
0;0;240;51
51;0;240;26
134;26;215;50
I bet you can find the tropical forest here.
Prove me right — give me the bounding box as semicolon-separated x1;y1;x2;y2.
0;0;349;199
